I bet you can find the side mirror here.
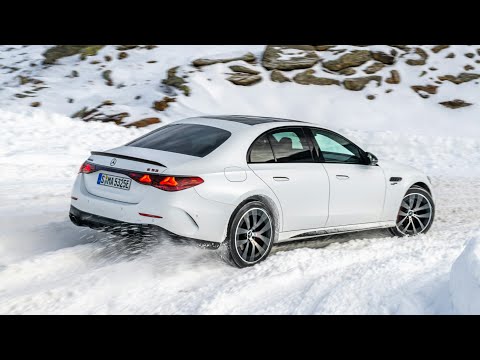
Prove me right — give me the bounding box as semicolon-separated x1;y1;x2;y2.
366;152;378;166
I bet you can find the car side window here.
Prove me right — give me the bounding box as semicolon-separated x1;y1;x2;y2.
249;134;275;163
268;128;314;163
312;129;365;164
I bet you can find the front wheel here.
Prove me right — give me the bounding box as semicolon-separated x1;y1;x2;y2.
389;186;435;237
226;201;275;268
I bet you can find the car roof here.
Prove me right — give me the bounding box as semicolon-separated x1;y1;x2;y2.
177;115;319;133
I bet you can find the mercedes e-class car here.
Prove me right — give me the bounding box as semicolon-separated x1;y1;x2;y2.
70;115;435;267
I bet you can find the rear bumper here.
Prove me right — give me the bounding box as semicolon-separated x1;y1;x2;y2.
70;174;234;243
69;205;220;249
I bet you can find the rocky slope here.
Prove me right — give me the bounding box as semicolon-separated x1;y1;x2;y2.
1;45;479;129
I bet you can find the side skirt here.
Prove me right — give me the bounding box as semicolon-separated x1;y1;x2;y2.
277;221;395;243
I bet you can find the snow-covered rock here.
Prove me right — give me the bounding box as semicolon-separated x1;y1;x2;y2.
450;235;480;314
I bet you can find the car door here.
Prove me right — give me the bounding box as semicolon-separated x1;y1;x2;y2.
248;127;330;232
309;128;386;227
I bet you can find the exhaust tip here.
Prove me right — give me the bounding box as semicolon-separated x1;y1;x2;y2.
69;213;81;226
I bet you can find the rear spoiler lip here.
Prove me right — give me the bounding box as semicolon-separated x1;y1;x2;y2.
90;151;166;168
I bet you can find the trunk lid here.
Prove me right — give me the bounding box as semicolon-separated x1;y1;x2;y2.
83;146;198;203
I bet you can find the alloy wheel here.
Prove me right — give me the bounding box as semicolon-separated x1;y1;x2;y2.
396;193;433;236
235;208;273;264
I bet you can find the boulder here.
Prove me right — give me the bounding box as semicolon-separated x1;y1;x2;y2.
411;85;438;98
386;70;401;84
270;70;291;83
343;76;382;91
125;118;161;128
440;99;472;109
153;96;176;111
323;50;372;71
315;45;335;51
42;45;104;64
262;45;319;71
372;51;395;65
293;69;340;86
227;74;262;86
431;45;450;53
162;67;191;96
364;62;385;74
193;53;256;67
229;65;260;75
406;48;429;66
438;73;480;84
102;70;113;86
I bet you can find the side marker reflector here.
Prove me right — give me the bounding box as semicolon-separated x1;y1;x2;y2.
139;213;163;219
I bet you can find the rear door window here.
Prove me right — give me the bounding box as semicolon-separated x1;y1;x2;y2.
249;134;276;163
127;124;231;157
268;128;314;163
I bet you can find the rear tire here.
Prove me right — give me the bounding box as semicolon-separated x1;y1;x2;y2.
389;186;435;237
225;201;275;268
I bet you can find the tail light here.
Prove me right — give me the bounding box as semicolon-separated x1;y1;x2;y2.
129;173;203;192
79;162;96;174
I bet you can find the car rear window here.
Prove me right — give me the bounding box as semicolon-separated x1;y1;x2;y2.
127;124;231;157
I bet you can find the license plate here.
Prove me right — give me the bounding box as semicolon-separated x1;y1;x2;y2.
97;173;131;190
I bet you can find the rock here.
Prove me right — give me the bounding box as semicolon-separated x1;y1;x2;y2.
440;100;472;109
14;93;32;98
343;76;382;91
42;45;104;64
162;67;191;96
446;53;455;59
118;52;129;60
429;67;438;71
323;50;372;71
315;45;335;51
431;45;450;53
364;62;385;74
153;96;176;111
135;95;141;100
367;95;375;100
227;74;262;86
411;85;438;98
262;45;319;71
386;70;401;84
90;60;101;64
229;65;260;75
385;89;393;93
372;51;395;65
340;67;357;76
406;47;428;66
116;45;139;51
438;73;480;84
104;55;112;62
102;70;113;86
293;69;340;86
270;70;291;83
125;117;161;128
465;53;475;59
193;52;256;67
71;70;79;78
420;71;427;77
102;100;114;106
147;60;157;64
30;101;41;107
68;98;74;103
465;65;475;71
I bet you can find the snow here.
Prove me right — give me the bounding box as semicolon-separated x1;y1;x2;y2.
449;235;480;314
1;45;480;314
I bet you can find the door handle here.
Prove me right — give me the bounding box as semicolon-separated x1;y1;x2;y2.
273;177;290;182
336;175;350;180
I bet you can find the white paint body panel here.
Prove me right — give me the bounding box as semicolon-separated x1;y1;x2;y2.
249;163;329;232
70;116;435;244
323;163;386;227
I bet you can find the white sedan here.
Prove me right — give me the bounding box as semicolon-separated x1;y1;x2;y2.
70;115;435;267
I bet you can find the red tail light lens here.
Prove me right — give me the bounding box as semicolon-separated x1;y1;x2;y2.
79;162;96;174
129;173;203;192
155;176;203;192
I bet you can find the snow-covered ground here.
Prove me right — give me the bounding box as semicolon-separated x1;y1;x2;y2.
1;45;480;314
